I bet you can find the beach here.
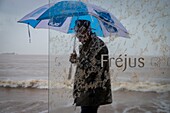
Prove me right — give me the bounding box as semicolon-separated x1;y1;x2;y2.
49;88;170;113
0;87;48;113
0;87;170;113
0;54;170;113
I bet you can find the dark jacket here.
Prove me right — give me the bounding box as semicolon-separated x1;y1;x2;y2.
73;35;112;106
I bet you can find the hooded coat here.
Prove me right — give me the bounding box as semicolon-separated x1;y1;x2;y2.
73;34;112;106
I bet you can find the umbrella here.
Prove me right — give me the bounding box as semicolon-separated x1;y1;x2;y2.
18;0;129;79
18;0;129;38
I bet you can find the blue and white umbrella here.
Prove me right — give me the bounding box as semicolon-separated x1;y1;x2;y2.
18;0;129;38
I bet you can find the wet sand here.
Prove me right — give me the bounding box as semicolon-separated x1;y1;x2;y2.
49;88;170;113
0;88;48;113
0;88;170;113
1;87;169;113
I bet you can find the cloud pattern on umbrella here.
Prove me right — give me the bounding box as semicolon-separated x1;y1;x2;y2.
18;0;129;38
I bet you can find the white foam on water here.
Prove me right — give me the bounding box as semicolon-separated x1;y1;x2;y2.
39;110;48;113
1;79;170;93
152;98;170;113
0;79;48;89
21;103;41;112
123;106;146;113
112;82;170;93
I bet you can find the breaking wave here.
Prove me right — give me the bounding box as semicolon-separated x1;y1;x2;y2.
0;80;170;93
0;80;48;89
112;82;170;93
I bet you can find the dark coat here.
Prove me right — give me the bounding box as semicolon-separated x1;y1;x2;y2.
73;35;112;106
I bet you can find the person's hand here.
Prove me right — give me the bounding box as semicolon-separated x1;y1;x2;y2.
69;51;77;63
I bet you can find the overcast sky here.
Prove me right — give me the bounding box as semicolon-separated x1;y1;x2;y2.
0;0;48;55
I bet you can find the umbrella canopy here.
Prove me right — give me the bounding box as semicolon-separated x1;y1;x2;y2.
18;0;129;38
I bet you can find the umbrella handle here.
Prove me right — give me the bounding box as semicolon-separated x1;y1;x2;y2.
27;24;31;43
68;63;72;80
68;36;76;80
73;36;76;52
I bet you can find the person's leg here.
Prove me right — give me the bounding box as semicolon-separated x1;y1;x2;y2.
81;106;99;113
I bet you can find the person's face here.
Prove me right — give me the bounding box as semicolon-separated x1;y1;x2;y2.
76;32;88;44
76;33;85;44
74;21;90;44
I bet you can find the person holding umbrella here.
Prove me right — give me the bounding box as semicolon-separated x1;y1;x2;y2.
18;1;129;112
70;20;112;113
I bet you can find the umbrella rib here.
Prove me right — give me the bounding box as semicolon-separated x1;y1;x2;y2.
89;12;128;34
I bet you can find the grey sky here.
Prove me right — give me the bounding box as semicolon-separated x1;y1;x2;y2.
0;0;48;55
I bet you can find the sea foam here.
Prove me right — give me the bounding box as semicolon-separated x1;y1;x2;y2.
1;79;170;93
